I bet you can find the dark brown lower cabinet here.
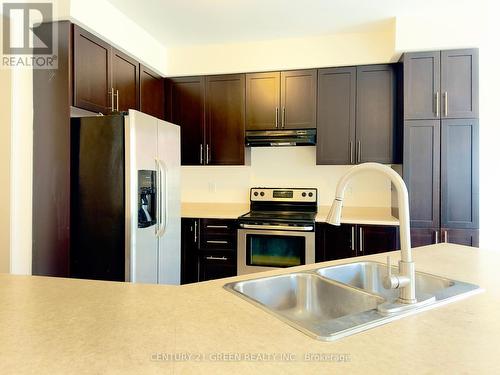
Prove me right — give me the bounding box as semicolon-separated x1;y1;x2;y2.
441;228;479;247
198;252;236;282
359;225;400;256
316;223;399;262
181;218;237;284
410;228;439;248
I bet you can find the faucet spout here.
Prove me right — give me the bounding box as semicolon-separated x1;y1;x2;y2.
327;163;416;305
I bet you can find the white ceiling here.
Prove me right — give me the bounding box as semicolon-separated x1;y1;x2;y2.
106;0;482;46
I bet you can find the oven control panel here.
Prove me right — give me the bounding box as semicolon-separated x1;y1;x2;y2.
250;188;317;202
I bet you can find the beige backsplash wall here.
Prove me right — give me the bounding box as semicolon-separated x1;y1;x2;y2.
181;146;391;207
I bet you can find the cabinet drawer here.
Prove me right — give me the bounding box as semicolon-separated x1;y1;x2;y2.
200;235;235;251
198;251;237;282
200;219;235;235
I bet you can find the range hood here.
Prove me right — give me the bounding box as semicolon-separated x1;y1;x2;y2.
245;129;316;147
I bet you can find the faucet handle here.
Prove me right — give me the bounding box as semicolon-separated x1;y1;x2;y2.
383;256;399;290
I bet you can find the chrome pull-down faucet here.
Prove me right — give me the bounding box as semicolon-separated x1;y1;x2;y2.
326;163;435;314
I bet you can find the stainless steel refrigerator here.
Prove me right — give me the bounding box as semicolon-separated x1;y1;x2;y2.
70;110;181;285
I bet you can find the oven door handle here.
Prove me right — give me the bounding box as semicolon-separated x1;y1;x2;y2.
239;223;314;232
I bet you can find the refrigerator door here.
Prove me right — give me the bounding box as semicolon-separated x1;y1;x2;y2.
126;110;159;284
157;119;181;285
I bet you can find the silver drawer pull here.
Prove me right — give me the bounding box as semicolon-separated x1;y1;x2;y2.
240;223;313;232
206;225;229;229
205;256;228;261
206;240;229;244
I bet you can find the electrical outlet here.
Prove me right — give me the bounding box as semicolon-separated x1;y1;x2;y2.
208;182;217;193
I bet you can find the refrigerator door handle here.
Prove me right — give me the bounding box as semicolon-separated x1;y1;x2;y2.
154;158;162;237
156;159;168;237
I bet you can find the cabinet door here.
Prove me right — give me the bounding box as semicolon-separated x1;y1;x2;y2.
442;228;479;247
280;70;317;129
316;67;356;165
167;77;205;165
198;252;236;282
245;72;280;130
441;119;479;229
139;64;164;119
181;219;199;284
410;228;440;248
403;120;440;228
321;224;356;261
206;74;246;165
403;51;440;120
358;225;399;256
111;48;139;112
356;64;397;163
441;49;479;119
73;25;112;113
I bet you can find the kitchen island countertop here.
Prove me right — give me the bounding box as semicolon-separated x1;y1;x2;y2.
0;243;498;374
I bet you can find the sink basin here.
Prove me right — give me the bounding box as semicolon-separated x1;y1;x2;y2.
225;273;384;340
316;261;478;302
225;261;480;341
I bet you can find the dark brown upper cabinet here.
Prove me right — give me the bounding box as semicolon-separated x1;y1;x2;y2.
166;74;246;166
73;25;112;114
245;72;280;130
281;70;317;129
356;64;397;164
139;64;165;120
166;76;206;165
403;51;440;120
316;67;356;165
317;64;399;165
245;69;317;131
403;120;440;228
206;74;246;165
111;48;139;112
440;118;479;229
441;49;479;119
403;49;478;120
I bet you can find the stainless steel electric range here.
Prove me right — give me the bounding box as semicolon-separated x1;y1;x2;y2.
237;187;317;275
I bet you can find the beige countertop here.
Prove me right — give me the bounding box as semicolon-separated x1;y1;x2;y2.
1;244;498;374
182;202;399;225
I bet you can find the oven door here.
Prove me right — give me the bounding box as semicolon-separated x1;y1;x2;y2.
237;228;315;275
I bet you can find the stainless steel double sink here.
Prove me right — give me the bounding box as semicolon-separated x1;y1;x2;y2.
224;261;480;341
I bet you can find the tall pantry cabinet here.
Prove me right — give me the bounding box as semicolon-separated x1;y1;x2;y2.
401;49;479;247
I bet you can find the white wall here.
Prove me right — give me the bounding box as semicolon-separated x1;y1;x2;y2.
0;40;11;273
182;147;391;207
166;20;397;76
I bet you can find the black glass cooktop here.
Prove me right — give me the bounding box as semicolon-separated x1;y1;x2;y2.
239;210;317;224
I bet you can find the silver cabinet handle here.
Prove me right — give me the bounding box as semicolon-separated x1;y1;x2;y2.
206;240;229;244
206;144;210;164
206;225;228;229
275;107;279;128
435;91;440;117
199;144;204;165
349;142;354;164
351;226;355;254
205;256;228;261
444;92;448;117
194;220;198;243
359;227;363;253
444;230;448;243
115;90;119;112
434;230;439;244
357;141;361;164
281;107;285;128
109;87;115;111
